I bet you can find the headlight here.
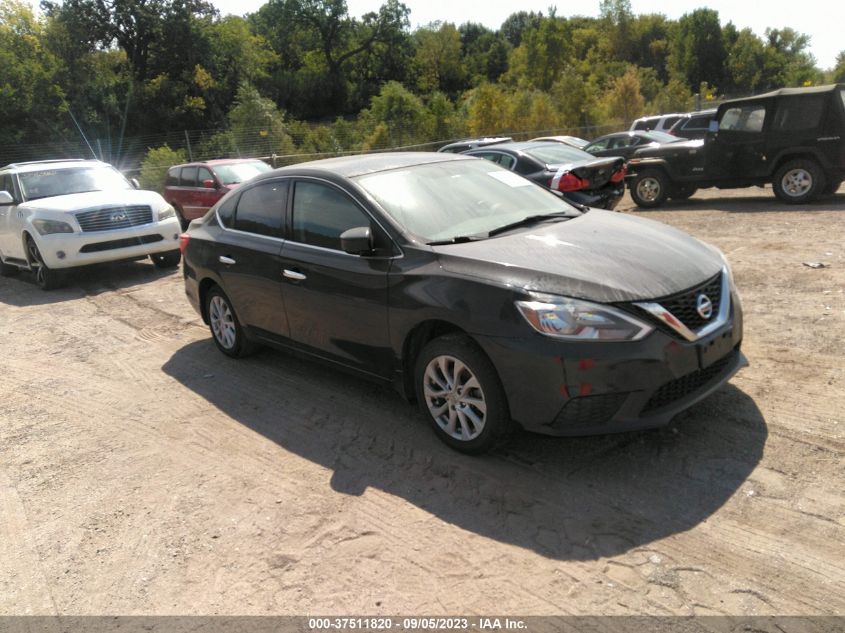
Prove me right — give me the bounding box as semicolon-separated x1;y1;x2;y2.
158;205;176;221
516;296;653;341
32;219;74;235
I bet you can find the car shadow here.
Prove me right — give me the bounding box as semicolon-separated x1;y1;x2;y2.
626;190;845;213
0;260;179;307
162;340;767;562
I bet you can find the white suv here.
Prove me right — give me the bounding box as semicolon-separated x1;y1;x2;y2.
0;159;182;289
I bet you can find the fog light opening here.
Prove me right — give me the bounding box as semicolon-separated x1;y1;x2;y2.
56;251;66;259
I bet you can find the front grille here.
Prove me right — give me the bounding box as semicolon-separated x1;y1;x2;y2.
76;205;153;232
657;273;722;331
642;349;738;414
549;393;628;430
79;234;163;253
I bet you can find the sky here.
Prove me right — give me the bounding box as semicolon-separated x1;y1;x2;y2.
210;0;843;70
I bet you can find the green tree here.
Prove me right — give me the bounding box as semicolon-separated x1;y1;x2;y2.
139;144;186;191
414;22;466;96
832;52;845;83
0;0;65;147
670;8;726;92
601;66;644;126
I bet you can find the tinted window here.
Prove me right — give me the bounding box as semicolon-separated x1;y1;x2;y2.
586;138;610;151
661;116;682;129
292;181;371;250
180;166;198;187
217;194;238;228
772;96;825;132
840;89;845;112
720;105;766;133
633;120;650;131
198;167;214;185
233;181;287;237
166;167;179;187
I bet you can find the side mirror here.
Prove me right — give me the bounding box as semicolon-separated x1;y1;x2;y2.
202;179;216;189
0;191;13;205
340;226;373;255
130;178;141;189
708;120;719;133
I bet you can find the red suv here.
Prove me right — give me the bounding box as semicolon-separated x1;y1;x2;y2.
164;159;272;228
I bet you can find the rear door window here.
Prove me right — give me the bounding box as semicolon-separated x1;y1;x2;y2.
165;167;180;187
233;180;287;238
180;166;198;187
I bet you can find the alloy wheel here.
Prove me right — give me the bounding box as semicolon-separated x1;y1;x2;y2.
636;177;661;203
781;168;813;198
209;295;237;350
423;354;487;441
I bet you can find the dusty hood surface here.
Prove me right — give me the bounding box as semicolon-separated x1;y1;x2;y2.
432;210;723;303
20;189;168;213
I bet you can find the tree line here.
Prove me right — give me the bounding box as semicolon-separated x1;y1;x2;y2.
2;0;844;183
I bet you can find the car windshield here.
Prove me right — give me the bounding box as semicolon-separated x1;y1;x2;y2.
521;144;593;165
354;159;579;242
19;165;132;201
212;161;272;185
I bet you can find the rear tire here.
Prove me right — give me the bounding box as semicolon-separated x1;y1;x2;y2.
150;250;181;268
414;334;511;454
630;169;669;208
773;159;826;204
26;236;65;290
205;285;257;358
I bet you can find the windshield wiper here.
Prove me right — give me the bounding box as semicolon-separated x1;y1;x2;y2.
426;235;486;246
486;212;574;237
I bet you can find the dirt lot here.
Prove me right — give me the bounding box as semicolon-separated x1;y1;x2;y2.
1;186;843;617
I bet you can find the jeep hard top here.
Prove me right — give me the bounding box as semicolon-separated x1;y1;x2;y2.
627;84;845;207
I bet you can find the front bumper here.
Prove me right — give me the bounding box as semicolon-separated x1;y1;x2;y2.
32;217;182;269
475;303;745;436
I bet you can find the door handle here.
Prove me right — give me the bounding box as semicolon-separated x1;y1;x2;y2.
283;269;307;281
219;255;236;265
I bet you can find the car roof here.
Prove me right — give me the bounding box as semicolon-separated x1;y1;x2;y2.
254;152;472;180
726;83;843;102
466;141;585;154
1;159;106;173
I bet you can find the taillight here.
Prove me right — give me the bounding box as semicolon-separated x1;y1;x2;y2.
554;172;590;192
610;165;627;183
179;233;191;254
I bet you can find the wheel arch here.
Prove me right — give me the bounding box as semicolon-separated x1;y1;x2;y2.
769;150;826;177
400;319;473;401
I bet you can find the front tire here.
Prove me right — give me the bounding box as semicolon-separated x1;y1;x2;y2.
150;250;181;269
26;236;65;290
415;334;511;454
630;169;669;208
773;159;826;204
205;286;256;358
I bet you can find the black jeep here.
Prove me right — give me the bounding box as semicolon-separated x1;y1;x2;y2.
627;84;845;207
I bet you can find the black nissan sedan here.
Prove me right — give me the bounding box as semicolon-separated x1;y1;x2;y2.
181;152;746;454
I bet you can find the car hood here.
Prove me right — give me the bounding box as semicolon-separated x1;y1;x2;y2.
634;138;704;158
20;189;168;213
432;210;723;303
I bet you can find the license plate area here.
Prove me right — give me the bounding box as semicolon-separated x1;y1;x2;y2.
698;329;734;369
